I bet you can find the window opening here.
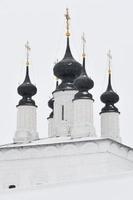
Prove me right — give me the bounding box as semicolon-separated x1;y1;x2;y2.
9;185;16;189
62;105;64;120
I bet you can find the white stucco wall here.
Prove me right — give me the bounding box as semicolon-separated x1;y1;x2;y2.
72;99;95;138
48;118;55;137
0;139;133;192
14;105;38;143
1;173;133;200
101;112;120;142
53;90;76;137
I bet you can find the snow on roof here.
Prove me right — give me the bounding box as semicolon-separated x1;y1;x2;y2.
0;137;133;163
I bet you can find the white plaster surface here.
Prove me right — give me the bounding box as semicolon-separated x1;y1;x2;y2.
53;90;76;137
1;174;133;200
72;99;96;138
48;118;55;137
50;91;96;139
101;112;120;142
0;138;133;192
14;106;38;143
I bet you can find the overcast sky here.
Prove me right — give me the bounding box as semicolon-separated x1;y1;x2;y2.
0;0;132;147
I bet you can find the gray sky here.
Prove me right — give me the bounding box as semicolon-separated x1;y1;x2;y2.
0;0;132;146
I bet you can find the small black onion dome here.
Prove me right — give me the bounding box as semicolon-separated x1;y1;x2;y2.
17;66;37;107
53;37;82;91
73;57;94;100
47;97;54;119
48;97;54;109
100;72;119;113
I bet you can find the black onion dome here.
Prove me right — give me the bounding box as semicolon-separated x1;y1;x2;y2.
17;66;37;107
53;37;82;91
48;97;54;119
48;97;54;109
73;57;94;100
100;73;119;113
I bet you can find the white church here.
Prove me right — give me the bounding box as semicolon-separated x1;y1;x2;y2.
0;8;133;193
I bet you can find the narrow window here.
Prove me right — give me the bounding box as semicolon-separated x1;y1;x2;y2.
62;105;64;120
9;185;16;189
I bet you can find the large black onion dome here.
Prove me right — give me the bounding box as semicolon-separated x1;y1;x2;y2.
53;37;82;91
17;66;37;107
100;73;119;113
48;97;54;119
73;57;94;100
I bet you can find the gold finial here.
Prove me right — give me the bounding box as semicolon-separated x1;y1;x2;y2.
107;49;112;74
81;32;86;58
25;41;31;66
65;8;70;37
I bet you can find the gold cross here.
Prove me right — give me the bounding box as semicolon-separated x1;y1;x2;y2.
65;8;70;37
107;49;112;74
25;41;31;66
81;32;86;57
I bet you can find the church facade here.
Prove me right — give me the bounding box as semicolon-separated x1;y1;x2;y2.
0;9;133;192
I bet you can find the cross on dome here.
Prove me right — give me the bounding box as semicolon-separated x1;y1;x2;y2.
107;49;112;74
65;8;71;37
25;41;31;66
81;32;86;57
